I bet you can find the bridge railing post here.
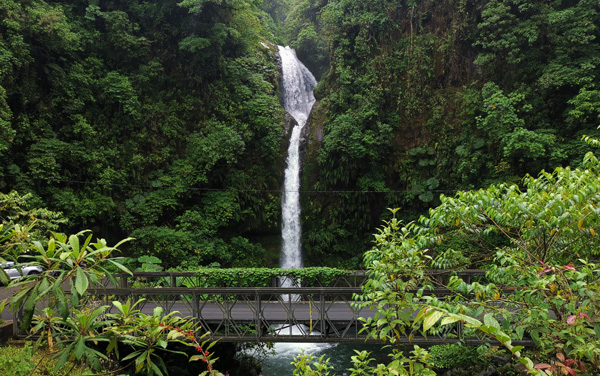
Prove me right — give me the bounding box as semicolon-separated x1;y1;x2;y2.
192;290;199;321
255;290;261;340
320;290;325;338
224;296;233;338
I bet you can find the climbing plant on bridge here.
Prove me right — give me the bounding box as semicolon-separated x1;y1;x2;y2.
184;266;349;287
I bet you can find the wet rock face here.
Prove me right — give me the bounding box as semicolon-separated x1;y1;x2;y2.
284;112;298;140
300;99;323;168
298;104;313;159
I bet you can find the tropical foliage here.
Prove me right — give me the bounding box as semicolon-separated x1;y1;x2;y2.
0;342;94;376
0;0;287;268
3;0;600;372
1;228;132;330
293;0;600;264
1;0;599;268
1;222;222;375
353;152;600;375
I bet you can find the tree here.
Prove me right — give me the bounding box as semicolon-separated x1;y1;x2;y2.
358;152;600;374
0;0;287;268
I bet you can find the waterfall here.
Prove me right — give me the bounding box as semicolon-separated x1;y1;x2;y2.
270;46;333;354
279;46;317;272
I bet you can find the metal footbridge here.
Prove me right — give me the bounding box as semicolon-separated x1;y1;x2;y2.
11;270;534;346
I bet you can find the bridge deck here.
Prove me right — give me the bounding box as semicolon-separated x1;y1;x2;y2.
6;270;534;346
71;287;531;346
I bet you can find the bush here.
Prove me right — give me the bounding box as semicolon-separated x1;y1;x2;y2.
428;344;482;370
0;341;93;376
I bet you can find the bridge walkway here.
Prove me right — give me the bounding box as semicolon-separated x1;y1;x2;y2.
10;271;534;346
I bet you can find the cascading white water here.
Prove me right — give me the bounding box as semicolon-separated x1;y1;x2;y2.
260;46;334;375
279;45;317;272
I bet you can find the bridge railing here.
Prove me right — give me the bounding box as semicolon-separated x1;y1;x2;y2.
12;269;532;344
75;285;529;345
73;286;493;344
103;269;490;289
103;271;369;289
70;286;375;343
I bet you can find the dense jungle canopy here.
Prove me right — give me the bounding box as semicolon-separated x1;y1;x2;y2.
1;0;599;268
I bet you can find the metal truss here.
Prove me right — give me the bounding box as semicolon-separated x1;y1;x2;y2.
11;270;534;346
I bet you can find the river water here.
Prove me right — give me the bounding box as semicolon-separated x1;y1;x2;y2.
261;343;389;375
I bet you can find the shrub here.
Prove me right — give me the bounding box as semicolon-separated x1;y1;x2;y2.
0;342;93;376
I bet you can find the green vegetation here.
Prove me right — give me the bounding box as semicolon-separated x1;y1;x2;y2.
0;342;94;376
1;221;224;375
2;1;600;373
166;266;348;286
1;227;133;330
291;346;435;376
0;0;287;268
294;0;600;265
0;194;224;375
1;0;599;269
334;152;600;375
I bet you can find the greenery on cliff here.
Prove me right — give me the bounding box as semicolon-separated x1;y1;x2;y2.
1;0;599;268
293;0;600;265
0;0;288;268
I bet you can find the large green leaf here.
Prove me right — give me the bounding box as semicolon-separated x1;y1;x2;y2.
69;234;80;254
54;283;69;319
0;268;9;286
423;310;444;332
75;266;89;296
75;337;86;359
483;313;500;330
107;259;133;275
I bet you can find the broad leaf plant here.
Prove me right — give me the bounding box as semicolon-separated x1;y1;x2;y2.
358;152;600;375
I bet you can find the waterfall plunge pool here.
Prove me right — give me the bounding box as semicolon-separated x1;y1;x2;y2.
261;342;390;376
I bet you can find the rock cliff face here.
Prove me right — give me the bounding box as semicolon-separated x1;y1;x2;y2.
300;0;484;179
301;99;324;185
298;104;314;162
